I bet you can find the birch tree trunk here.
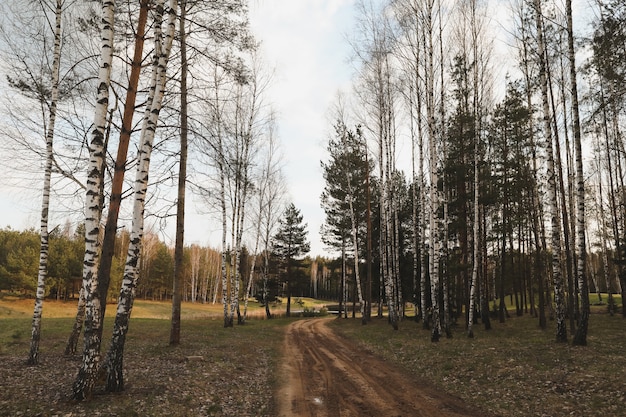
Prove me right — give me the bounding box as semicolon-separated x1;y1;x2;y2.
96;0;150;330
546;54;575;332
568;0;589;345
467;121;480;338
72;0;115;400
425;0;441;342
65;286;85;355
28;0;62;366
533;0;567;343
516;1;548;328
365;142;373;322
104;0;177;392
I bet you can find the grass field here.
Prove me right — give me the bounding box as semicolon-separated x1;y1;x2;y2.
0;295;328;320
0;297;290;416
1;295;625;416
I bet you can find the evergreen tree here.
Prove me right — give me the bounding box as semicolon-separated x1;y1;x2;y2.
272;203;310;317
321;121;373;321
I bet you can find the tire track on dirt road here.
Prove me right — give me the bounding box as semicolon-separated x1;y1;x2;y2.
277;318;486;417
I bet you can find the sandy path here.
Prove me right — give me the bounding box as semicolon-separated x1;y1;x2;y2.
277;318;485;417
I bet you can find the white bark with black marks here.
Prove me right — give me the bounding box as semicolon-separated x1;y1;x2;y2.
28;0;62;366
72;0;115;400
104;0;177;391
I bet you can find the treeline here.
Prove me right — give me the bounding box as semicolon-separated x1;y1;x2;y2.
318;0;626;343
0;225;354;306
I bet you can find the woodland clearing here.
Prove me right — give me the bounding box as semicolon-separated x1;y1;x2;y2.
0;298;625;416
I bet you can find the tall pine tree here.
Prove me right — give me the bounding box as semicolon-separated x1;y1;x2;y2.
272;203;310;317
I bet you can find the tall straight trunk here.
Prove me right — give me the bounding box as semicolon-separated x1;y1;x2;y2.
377;136;384;320
609;106;626;317
104;0;177;392
340;239;346;318
409;81;419;322
419;104;429;330
263;249;272;319
242;247;258;323
28;0;62;366
243;185;266;323
546;54;575;332
532;186;547;329
423;0;440;341
234;83;256;324
437;0;450;338
410;5;429;330
213;73;230;328
595;131;614;314
347;192;365;323
441;172;451;336
170;0;187;345
600;86;625;317
96;0;149;328
467;123;480;338
72;0;115;400
533;0;567;342
499;204;507;323
523;41;547;328
365;144;373;322
568;0;589;345
480;205;491;330
379;49;398;329
558;40;578;330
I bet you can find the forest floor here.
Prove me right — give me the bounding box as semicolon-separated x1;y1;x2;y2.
0;316;284;416
330;310;626;417
1;298;625;416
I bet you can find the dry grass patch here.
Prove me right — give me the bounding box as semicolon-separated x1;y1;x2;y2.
0;316;286;416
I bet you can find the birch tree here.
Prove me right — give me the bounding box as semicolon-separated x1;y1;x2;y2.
27;0;62;366
422;0;443;341
531;0;567;343
72;0;115;400
566;0;589;346
353;0;401;329
243;115;284;322
104;0;177;392
0;0;93;361
94;0;150;339
392;0;428;326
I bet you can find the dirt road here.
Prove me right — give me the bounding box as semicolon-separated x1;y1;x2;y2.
277;318;485;417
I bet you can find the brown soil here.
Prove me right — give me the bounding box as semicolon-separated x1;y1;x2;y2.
277;318;487;417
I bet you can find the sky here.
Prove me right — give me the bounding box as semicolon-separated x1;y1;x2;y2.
0;0;595;257
245;0;358;256
0;0;359;257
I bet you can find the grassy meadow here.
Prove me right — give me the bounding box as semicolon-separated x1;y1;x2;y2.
1;294;625;416
0;296;293;416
